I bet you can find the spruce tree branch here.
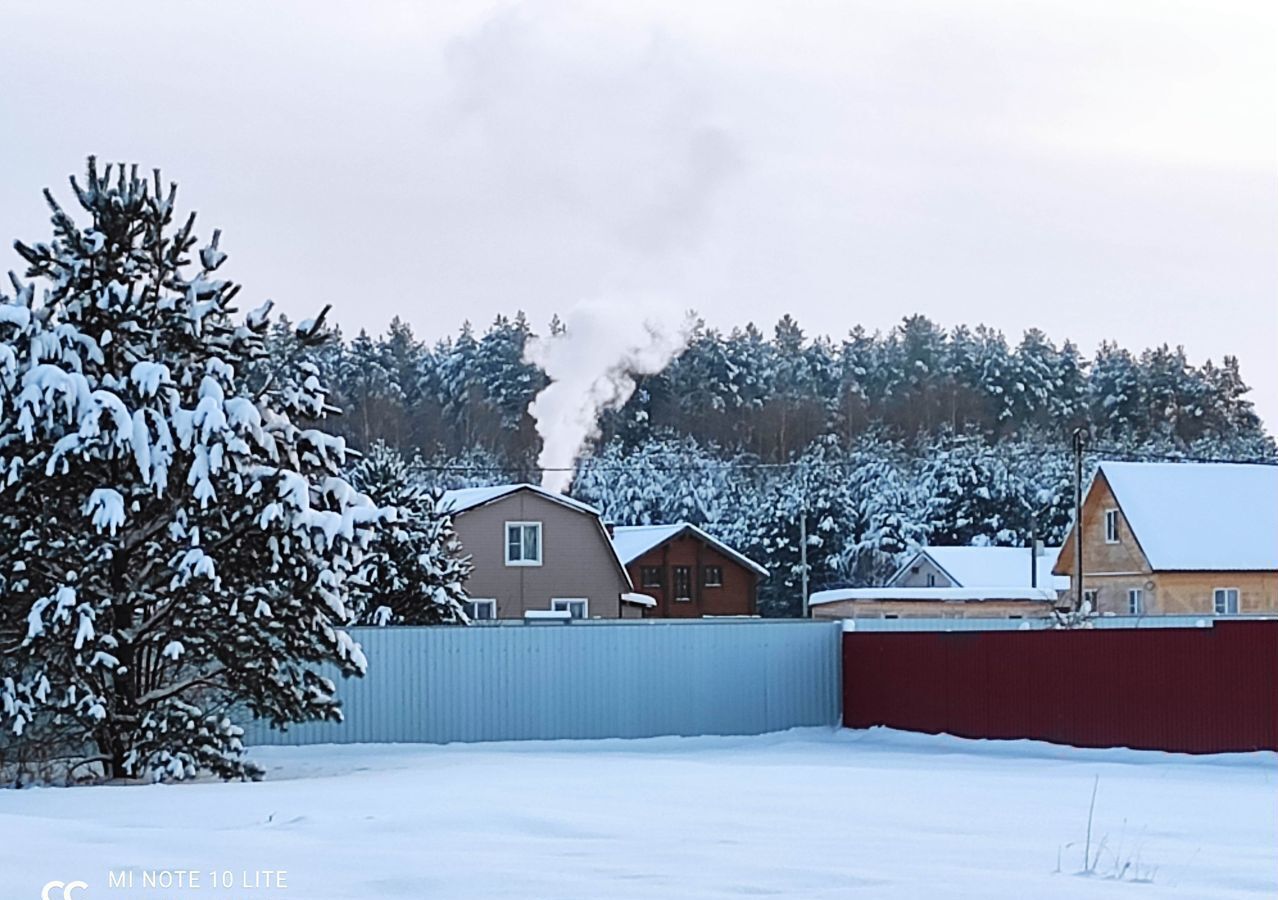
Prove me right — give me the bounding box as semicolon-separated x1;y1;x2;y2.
135;668;225;707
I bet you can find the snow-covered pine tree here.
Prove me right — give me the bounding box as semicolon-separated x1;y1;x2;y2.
0;160;382;783
342;328;403;450
349;441;471;626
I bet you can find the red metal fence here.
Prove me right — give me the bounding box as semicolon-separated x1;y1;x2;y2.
842;620;1278;753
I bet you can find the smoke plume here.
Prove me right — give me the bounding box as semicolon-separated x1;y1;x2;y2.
524;300;695;493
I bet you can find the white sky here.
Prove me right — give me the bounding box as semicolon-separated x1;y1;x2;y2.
2;0;1274;428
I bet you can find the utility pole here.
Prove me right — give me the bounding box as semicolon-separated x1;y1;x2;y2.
1072;426;1087;614
1029;509;1038;589
799;499;809;617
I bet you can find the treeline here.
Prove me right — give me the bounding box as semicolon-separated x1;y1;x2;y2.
278;311;1270;464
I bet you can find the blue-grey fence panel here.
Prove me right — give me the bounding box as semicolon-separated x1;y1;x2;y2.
247;619;841;746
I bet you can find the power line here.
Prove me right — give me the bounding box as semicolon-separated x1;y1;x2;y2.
408;460;812;473
406;447;1278;475
1085;445;1278;467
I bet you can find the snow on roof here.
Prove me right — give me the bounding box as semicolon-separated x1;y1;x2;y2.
1097;461;1278;571
810;587;1059;606
610;523;770;577
437;484;600;517
621;592;657;608
611;524;685;563
897;546;1069;591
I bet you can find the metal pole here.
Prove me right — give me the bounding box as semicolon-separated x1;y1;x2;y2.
1072;427;1087;614
799;494;809;618
1030;511;1038;589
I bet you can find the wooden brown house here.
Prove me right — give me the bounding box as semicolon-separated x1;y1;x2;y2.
610;524;769;617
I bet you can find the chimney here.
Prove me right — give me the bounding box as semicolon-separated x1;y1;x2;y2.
604;521;616;538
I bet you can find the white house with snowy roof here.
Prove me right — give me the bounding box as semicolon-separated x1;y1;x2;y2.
808;544;1064;620
1053;461;1278;616
885;545;1068;592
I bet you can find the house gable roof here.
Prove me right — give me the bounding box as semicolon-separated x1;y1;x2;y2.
1090;461;1278;571
437;484;600;517
889;546;1068;591
611;523;770;578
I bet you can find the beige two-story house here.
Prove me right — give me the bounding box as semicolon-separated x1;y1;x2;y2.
1053;461;1278;616
439;484;652;620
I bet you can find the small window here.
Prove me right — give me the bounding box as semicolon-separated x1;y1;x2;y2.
640;566;663;589
1104;509;1119;544
1213;588;1239;615
552;598;588;619
1127;589;1142;615
673;566;692;601
703;566;723;588
505;521;542;566
467;599;496;621
1083;589;1098;609
926;573;936;587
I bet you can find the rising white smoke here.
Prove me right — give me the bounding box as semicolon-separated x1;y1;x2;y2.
524;300;695;493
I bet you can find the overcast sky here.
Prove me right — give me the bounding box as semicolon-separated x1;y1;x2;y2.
3;0;1274;427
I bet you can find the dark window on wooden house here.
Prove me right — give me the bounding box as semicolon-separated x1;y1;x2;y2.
640;566;663;589
673;566;692;601
703;566;723;587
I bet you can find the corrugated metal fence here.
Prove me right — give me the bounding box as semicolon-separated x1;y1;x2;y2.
842;617;1278;753
249;619;842;746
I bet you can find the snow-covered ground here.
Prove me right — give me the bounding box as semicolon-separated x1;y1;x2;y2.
2;728;1274;899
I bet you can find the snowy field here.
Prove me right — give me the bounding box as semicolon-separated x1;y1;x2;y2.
2;729;1274;899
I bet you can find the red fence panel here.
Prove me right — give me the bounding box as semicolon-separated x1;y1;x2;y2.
842;620;1278;753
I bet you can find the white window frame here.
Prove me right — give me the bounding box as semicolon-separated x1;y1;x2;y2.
504;521;543;566
551;597;588;619
467;599;497;621
1127;588;1142;615
1213;587;1240;616
1104;508;1119;544
1083;589;1098;608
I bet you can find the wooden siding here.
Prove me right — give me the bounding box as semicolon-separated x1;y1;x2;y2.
812;598;1053;620
1151;571;1278;615
626;533;759;618
451;491;631;618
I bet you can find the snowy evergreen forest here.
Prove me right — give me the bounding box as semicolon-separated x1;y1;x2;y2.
267;311;1275;616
